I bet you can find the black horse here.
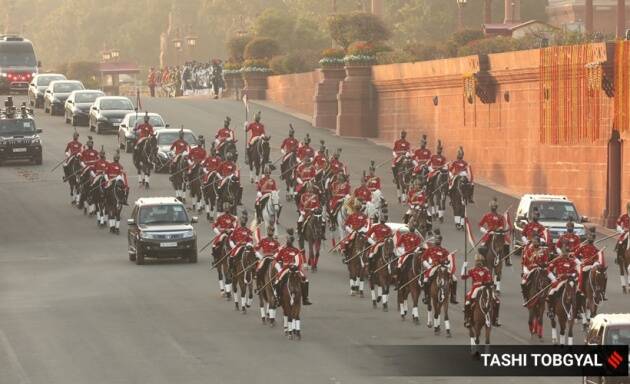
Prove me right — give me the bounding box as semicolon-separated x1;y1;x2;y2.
62;155;82;205
247;136;270;184
104;178;128;234
133;135;158;188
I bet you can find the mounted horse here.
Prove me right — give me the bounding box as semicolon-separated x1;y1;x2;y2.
63;154;82;205
549;274;578;345
330;195;355;250
483;230;509;293
449;174;474;230
218;139;238;162
524;267;550;341
212;233;233;299
132;134;157;188
427;263;452;336
406;206;432;238
365;189;386;223
299;207;324;272
615;239;630;294
218;175;241;215
394;156;414;203
580;264;607;330
280;266;303;340
104;178;128;234
186;162;204;213
202;170;220;221
345;230;368;297
368;236;395;311
426;168;448;222
395;250;423;323
468;283;497;355
247;135;270;184
232;244;257;313
280;152;298;201
256;257;279;326
170;154;188;202
261;190;281;237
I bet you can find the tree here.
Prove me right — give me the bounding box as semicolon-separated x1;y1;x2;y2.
244;37;281;59
328;12;390;49
226;35;252;61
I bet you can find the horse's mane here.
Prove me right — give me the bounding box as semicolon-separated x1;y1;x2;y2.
343;196;357;215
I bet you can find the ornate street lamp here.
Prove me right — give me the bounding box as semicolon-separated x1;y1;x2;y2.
186;35;197;48
110;49;120;61
101;50;111;62
173;38;183;51
457;0;467;30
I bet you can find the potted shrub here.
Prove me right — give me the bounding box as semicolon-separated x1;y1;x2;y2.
319;48;346;68
344;41;377;67
223;60;243;99
241;58;272;99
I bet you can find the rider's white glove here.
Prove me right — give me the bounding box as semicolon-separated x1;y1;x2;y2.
213;228;220;235
368;237;376;245
422;260;431;269
547;272;556;282
256;191;262;198
480;227;488;234
395;246;404;257
617;225;624;233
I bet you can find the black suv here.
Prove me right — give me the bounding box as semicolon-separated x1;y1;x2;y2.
127;197;198;265
0;98;42;165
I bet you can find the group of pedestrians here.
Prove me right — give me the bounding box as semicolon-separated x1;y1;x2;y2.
147;60;224;98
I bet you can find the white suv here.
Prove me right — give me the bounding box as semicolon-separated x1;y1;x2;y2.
584;313;630;384
117;112;169;153
513;194;587;248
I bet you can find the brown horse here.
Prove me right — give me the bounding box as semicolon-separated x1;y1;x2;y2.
202;171;220;221
407;207;432;238
280;267;303;340
211;235;233;299
395;156;414;203
580;265;607;330
368;236;395;311
615;240;630;293
299;209;324;272
549;275;578;345
484;230;508;294
449;175;473;230
427;264;452;336
525;267;550;341
345;232;368;297
256;257;278;326
280;152;298;201
396;251;423;324
232;244;257;313
468;283;496;355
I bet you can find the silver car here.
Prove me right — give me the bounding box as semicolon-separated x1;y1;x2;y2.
118;112;169;153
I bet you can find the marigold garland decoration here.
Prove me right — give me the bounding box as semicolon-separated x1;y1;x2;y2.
614;41;630;132
540;45;603;144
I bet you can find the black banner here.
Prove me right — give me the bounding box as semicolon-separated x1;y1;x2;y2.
360;345;629;377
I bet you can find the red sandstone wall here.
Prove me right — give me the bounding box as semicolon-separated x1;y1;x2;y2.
372;48;614;222
266;71;321;116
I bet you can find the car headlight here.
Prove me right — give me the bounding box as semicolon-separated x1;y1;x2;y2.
182;230;194;238
0;73;7;78
32;138;41;144
97;116;108;122
140;231;156;240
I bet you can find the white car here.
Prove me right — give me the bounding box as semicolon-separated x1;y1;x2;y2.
118;112;169;153
155;128;198;172
43;80;85;116
64;90;105;126
583;313;630;384
513;194;587;249
28;73;66;108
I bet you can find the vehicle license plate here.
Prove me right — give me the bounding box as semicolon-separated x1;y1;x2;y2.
160;242;177;248
13;148;27;153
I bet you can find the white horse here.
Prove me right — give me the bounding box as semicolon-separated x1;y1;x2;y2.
332;195;354;249
261;190;281;236
365;189;386;221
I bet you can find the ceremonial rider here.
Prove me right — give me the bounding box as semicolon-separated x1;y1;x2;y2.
170;128;190;169
296;134;315;163
63;131;83;178
272;229;312;305
297;184;321;237
328;149;348;180
255;165;278;224
546;241;581;318
214;116;235;154
555;218;581;255
353;178;372;208
227;210;255;270
133;112;154;150
615;202;630;272
363;160;381;195
478;198;511;266
217;152;243;206
448;146;474;203
254;225;281;281
340;201;370;261
520;234;549;305
328;173;351;218
404;178;429;224
421;231;458;304
211;204;238;294
366;208;393;274
521;207;547;246
461;251;501;327
245;111;266;162
575;227;607;300
280;125;299;180
295;156;317;196
391;130;411;180
412;134;432;177
313;141;329;176
394;221;424;278
76;136;100;208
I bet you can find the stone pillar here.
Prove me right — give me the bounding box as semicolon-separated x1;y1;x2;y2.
604;130;622;228
618;0;627;38
242;72;268;100
585;0;594;34
313;67;345;130
504;0;513;24
484;0;492;24
336;64;376;137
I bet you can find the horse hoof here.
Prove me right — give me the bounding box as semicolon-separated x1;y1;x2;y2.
270;320;276;328
446;330;452;338
372;301;377;309
242;308;246;314
296;332;302;340
401;315;405;321
623;286;627;294
359;291;364;298
235;304;239;311
413;317;419;325
382;305;388;313
434;327;441;335
288;334;293;340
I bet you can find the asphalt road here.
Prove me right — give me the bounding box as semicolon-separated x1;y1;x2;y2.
0;94;624;384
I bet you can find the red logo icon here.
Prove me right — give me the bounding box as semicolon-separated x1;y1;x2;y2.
607;351;623;369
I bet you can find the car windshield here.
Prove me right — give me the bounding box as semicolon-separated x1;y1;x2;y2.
530;201;578;222
0;43;37;67
130;115;165;127
158;132;197;146
53;83;83;93
37;75;65;86
100;99;134;110
75;92;102;103
605;326;630;345
0;118;36;136
138;204;189;225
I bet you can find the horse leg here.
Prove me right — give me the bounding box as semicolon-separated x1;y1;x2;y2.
398;289;406;320
287;315;293;340
313;240;321;272
370;278;377;309
559;320;566;346
444;308;451;338
568;320;574;346
359;276;365;298
550;316;558;345
434;303;441;335
411;286;420;324
382;281;389;312
217;267;225;295
240;281;247;314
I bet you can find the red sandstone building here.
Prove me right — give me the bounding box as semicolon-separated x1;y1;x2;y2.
547;0;630;34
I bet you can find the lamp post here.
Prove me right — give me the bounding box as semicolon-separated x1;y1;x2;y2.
186;35;197;62
173;37;182;66
110;49;120;62
456;0;468;31
101;50;111;62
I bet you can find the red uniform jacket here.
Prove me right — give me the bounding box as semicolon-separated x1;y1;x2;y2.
616;214;629;244
65;140;83;156
367;223;393;244
547;256;578;278
449;159;473;181
274;246;304;270
413;148;432;164
462;266;493;299
296;163;316;183
364;176;381;192
219;161;238;178
407;188;427;207
396;232;423;254
329;158;347;175
257;176;277;194
106;162;128;186
522;221;546;241
170;139;189;155
246;122;265;144
423;246;450;265
393;139;410;157
79;148;100;165
91;159;108;176
345;212;369;232
313;153;328;172
575;244;599;266
299;192;321;214
329;180;351;210
202;156;222;173
214;213;238;233
556;233;581;252
135;123;154;139
215;128;234;144
522;245;549;270
281;137;299;154
188;146;207;163
478;212;506;242
296;144;315;162
353;185;372;204
429;154;446;169
230;225;254;246
256;237;281;257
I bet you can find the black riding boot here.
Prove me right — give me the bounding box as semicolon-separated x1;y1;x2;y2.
469;185;475;203
302;281;312;305
493;302;501;326
255;203;262;223
321;223;327;240
450;281;459;304
520;283;528;303
464;303;471;328
504;244;512;266
273;282;281;307
297;221;303;236
237;187;243;206
422;282;430;304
